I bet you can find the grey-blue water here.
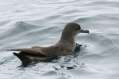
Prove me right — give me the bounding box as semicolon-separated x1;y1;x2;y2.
0;0;119;79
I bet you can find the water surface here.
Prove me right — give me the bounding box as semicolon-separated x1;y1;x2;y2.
0;0;119;79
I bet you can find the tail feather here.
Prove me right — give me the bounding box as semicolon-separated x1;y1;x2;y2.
13;52;32;67
1;48;47;57
7;48;27;51
0;48;30;51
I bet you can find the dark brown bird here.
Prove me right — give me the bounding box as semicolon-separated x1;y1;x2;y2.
8;22;89;67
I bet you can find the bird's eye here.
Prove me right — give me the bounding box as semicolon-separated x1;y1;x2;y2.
75;27;80;30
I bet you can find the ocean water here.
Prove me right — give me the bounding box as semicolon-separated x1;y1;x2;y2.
0;0;119;79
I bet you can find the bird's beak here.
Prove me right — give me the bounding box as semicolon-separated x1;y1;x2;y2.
80;29;89;33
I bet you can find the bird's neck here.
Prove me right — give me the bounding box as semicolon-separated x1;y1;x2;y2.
59;31;75;44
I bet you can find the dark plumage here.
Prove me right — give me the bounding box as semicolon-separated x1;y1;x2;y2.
9;22;89;67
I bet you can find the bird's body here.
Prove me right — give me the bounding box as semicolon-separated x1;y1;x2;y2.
8;22;89;67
